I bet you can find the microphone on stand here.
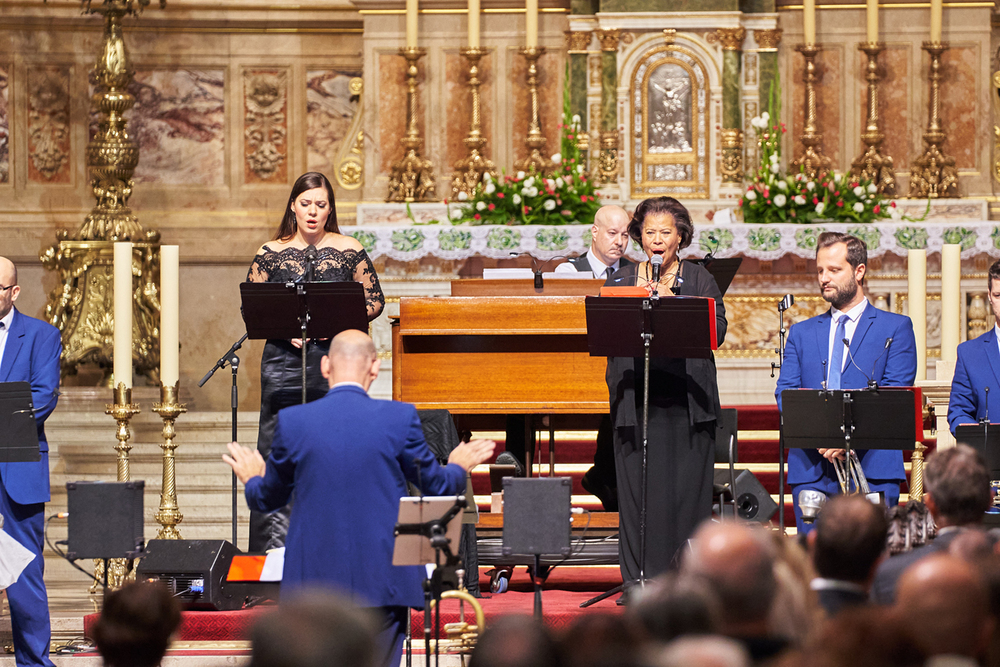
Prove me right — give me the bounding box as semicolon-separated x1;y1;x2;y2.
507;252;572;289
303;244;318;283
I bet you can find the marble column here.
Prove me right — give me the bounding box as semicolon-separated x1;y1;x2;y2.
567;30;593;165
716;27;746;184
596;28;621;184
754;29;782;117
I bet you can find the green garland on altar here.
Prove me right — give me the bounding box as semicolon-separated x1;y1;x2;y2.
447;67;601;226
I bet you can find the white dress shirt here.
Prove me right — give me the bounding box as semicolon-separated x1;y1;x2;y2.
332;381;366;392
0;309;13;372
828;298;869;373
994;323;1000;359
553;248;619;279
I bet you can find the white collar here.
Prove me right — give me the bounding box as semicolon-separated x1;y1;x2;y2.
809;578;867;594
332;381;366;391
586;248;618;277
830;298;868;324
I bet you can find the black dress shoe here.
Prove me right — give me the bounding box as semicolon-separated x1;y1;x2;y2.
582;468;619;512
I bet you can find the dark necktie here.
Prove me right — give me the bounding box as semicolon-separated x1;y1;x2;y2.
828;314;849;390
603;266;613;280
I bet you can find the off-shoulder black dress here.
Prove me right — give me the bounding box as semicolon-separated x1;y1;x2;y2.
246;244;385;551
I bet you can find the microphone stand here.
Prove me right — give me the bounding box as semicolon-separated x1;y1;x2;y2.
772;295;792;533
199;333;248;546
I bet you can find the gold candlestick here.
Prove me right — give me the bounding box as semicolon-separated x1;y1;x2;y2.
96;382;140;591
850;43;896;195
387;47;437;203
152;382;187;540
910;41;958;198
514;47;551;174
451;47;497;198
791;44;831;180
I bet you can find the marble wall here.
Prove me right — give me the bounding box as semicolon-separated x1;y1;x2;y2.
0;64;7;184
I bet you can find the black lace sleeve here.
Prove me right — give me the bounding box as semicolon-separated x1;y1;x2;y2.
247;245;275;283
354;249;385;321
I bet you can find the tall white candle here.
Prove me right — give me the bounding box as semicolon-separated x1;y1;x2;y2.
803;0;816;45
406;0;418;47
468;0;480;48
160;246;180;388
114;242;133;389
908;250;927;380
930;0;943;42
526;0;538;48
940;244;962;362
866;0;879;43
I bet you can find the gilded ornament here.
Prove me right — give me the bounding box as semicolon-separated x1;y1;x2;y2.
991;72;1000;186
791;44;831;180
566;31;593;53
335;76;365;191
513;47;551;175
244;70;288;181
754;28;783;51
720;128;744;183
850;43;896;195
452;47;498;198
387;47;437;202
662;29;676;46
715;28;746;52
597;29;621;52
910;42;958;198
597;130;618;184
152;383;187;540
968;293;989;340
27;69;70;181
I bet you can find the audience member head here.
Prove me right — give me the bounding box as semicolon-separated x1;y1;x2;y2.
805;607;924;667
923;444;992;527
810;495;888;585
769;532;820;646
470;615;561;667
894;554;993;660
275;171;338;240
628;572;720;644
590;206;631;267
652;636;751;667
0;256;20;320
558;613;641;667
249;591;378;667
682;522;777;638
91;581;182;667
322;330;380;390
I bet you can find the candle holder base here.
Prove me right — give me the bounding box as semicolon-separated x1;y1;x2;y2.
387;47;438;203
910;41;958;199
513;47;552;175
791;44;831;181
152;382;187;540
850;42;896;195
451;47;498;198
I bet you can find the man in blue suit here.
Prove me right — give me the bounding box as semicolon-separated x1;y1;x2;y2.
224;330;495;667
949;259;1000;432
776;233;917;534
0;256;61;667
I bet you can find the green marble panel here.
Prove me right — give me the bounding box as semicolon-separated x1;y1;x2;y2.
600;0;736;11
722;50;741;130
601;50;617;131
570;53;588;131
758;51;777;117
739;0;775;12
572;0;598;14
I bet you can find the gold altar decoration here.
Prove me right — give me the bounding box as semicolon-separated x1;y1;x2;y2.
566;30;592;53
95;382;141;590
40;0;162;384
967;293;990;340
597;28;621;52
721;129;744;183
712;27;746;51
993;72;1000;186
152;383;187;539
514;47;551;175
451;48;497;199
910;42;958;198
850;43;896;195
791;44;831;180
753;28;782;51
387;47;437;202
335;77;365;190
598;130;619;184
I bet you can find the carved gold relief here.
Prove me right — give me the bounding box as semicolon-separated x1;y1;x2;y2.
28;67;71;182
597;29;621;52
720;129;743;183
992;71;1000;187
910;42;958;198
597;130;619;184
566;31;592;53
715;295;828;358
714;28;746;52
335;77;365;191
244;69;288;182
754;28;783;51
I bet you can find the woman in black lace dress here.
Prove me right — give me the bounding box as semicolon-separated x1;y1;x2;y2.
246;171;385;551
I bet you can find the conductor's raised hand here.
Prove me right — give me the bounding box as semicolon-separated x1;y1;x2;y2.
447;439;496;472
223;442;267;484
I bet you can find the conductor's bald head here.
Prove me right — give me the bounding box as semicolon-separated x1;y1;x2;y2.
321;330;381;391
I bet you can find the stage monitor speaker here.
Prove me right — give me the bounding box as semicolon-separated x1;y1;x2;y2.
135;539;246;611
66;481;144;560
502;477;571;556
713;469;778;524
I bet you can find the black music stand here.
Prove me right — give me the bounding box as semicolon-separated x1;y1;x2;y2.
581;295;717;606
240;281;368;405
0;382;41;463
956;423;1000;479
694;257;743;295
780;388;919;531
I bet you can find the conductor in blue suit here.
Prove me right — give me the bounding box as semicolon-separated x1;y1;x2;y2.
0;257;61;667
224;330;495;667
775;233;916;534
949;259;1000;432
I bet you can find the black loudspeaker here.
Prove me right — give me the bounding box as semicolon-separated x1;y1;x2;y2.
713;469;778;524
135;539;244;611
66;481;144;560
502;477;571;556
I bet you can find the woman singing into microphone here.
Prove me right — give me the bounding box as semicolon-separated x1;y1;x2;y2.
246;172;385;551
604;196;727;587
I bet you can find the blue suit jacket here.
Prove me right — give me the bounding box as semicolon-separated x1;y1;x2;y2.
0;308;61;505
775;302;917;484
948;328;1000;433
244;385;467;608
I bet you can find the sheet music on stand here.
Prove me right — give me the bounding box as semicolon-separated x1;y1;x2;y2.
392;496;464;566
